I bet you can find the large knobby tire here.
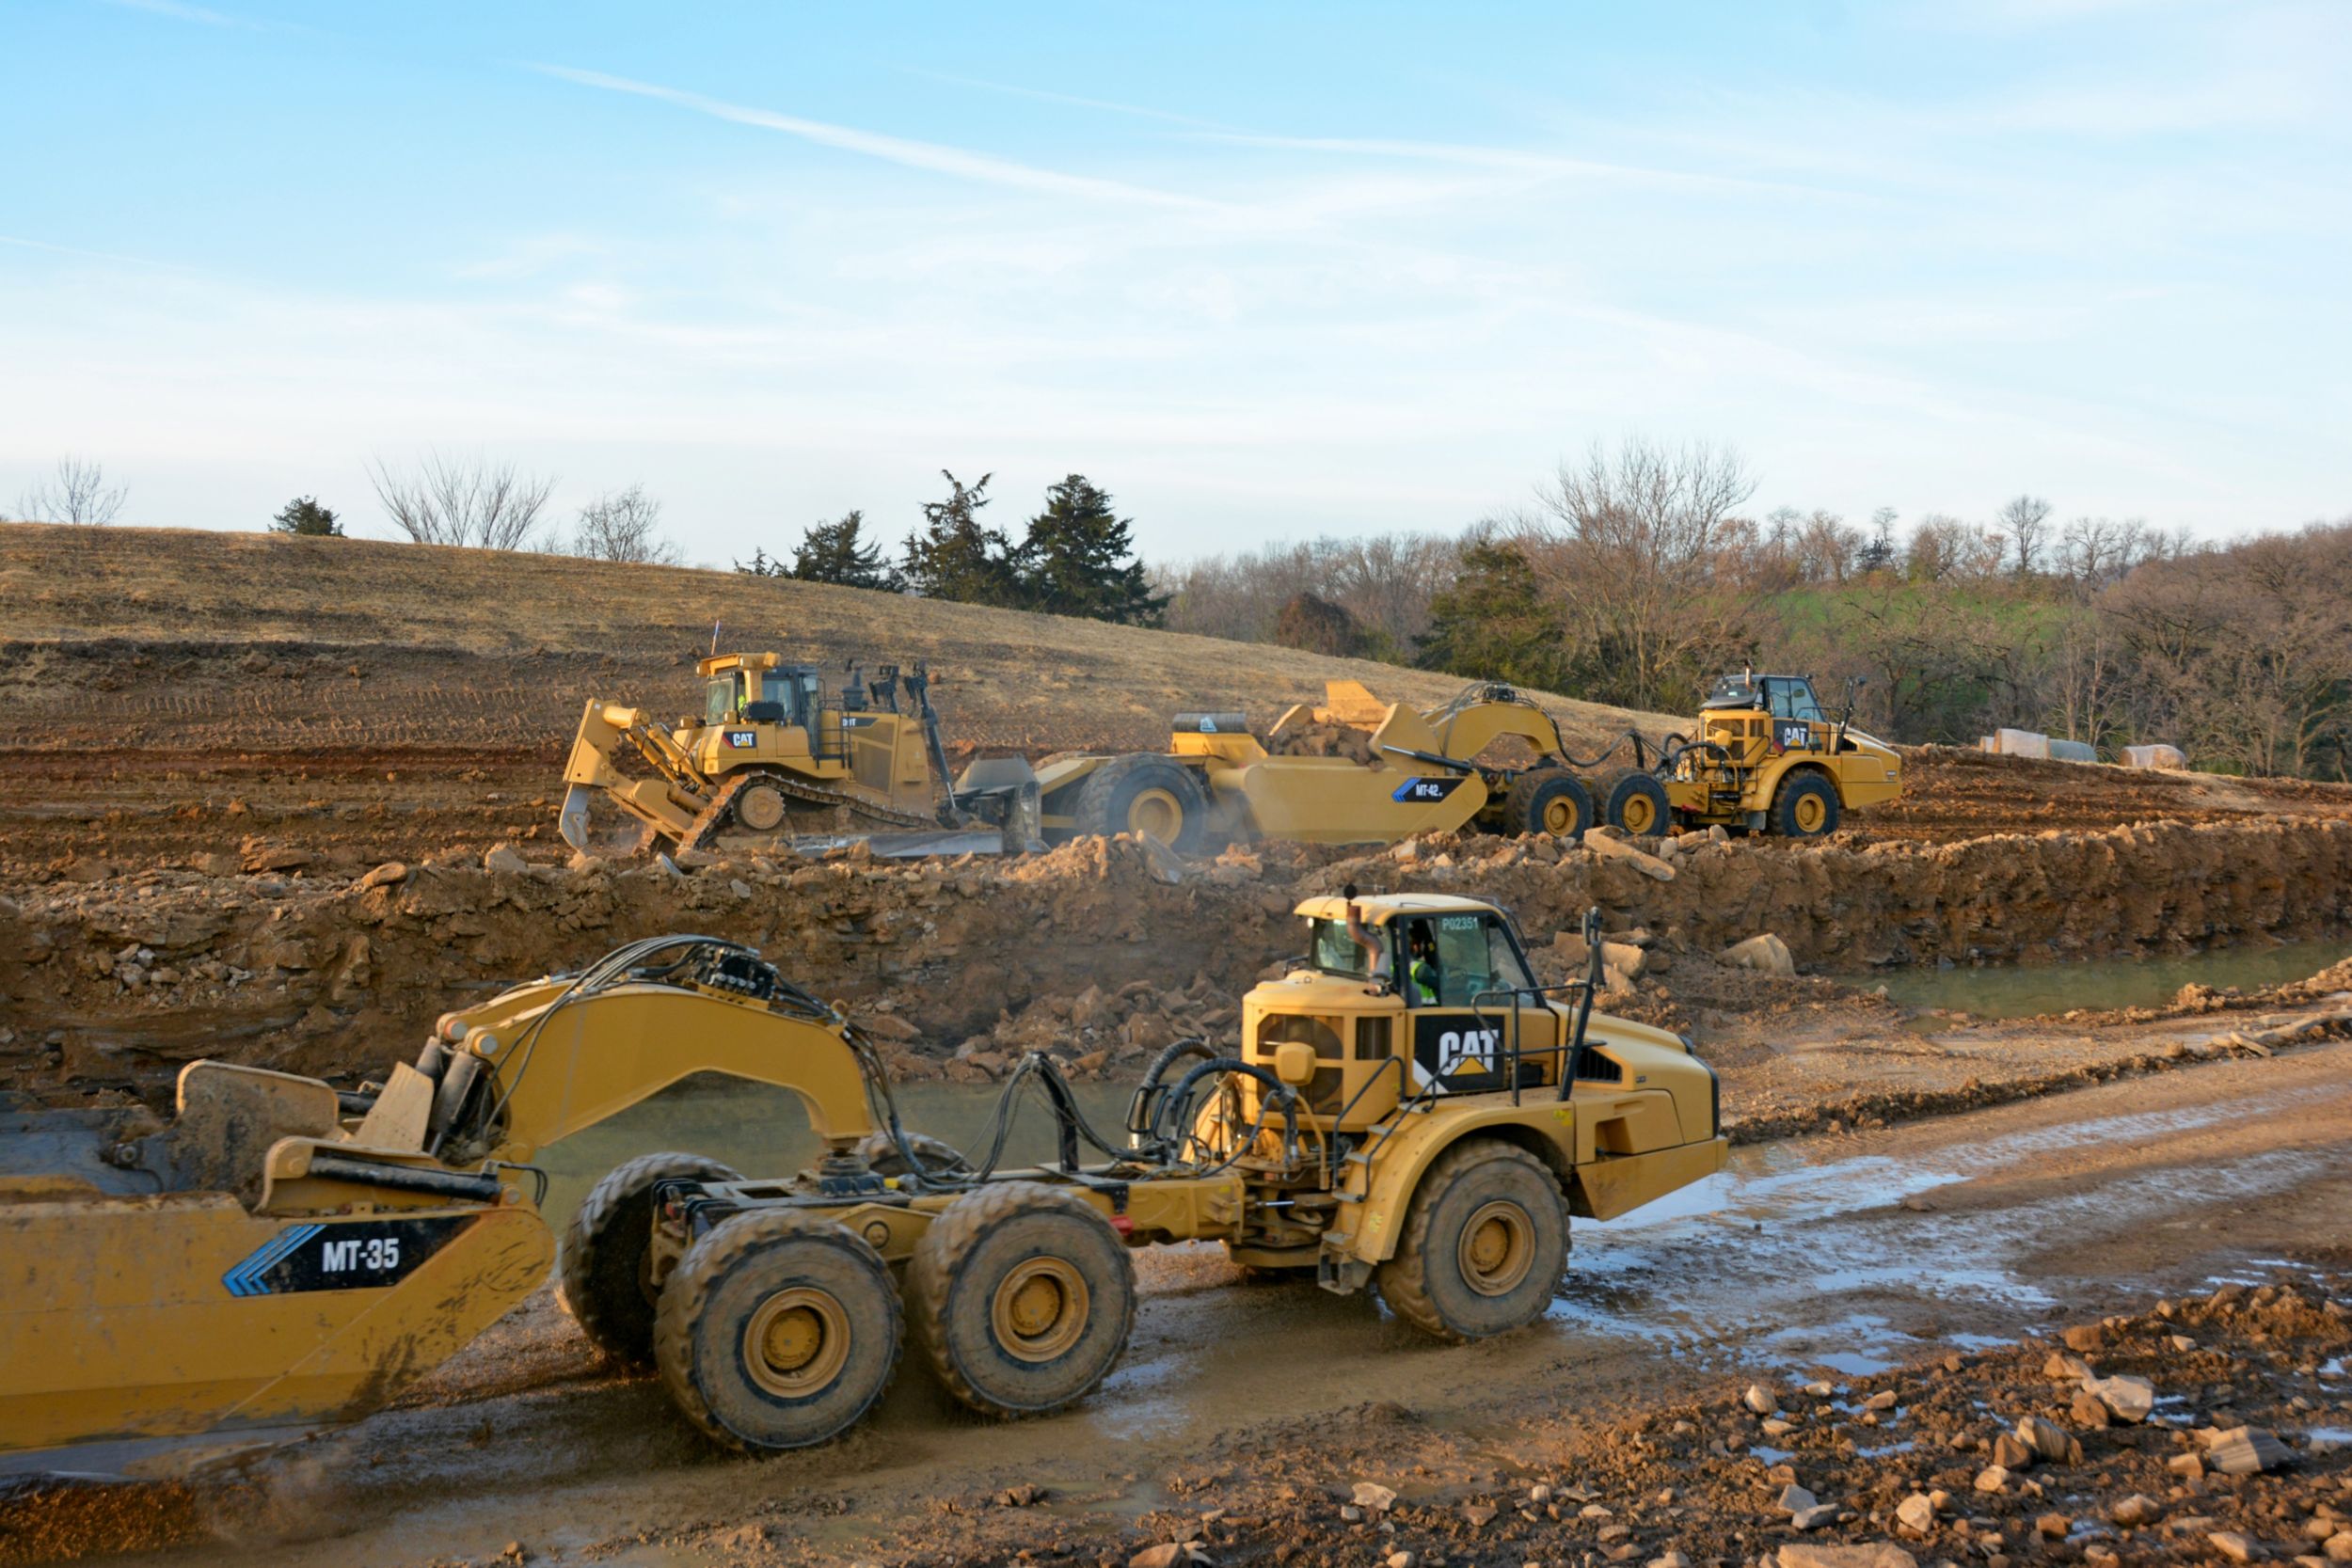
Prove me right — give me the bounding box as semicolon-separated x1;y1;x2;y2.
1772;771;1841;839
1597;767;1671;837
559;1151;743;1368
654;1209;902;1452
1376;1140;1569;1343
1502;768;1594;841
1072;755;1210;855
908;1181;1136;1418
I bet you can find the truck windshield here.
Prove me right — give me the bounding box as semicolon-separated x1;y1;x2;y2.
1307;917;1381;979
704;677;738;724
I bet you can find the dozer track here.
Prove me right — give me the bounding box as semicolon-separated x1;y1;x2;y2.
675;769;946;853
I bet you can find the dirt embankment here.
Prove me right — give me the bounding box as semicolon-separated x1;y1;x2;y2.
5;816;2347;1095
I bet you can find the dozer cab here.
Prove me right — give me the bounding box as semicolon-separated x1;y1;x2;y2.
1033;679;1613;853
2;898;1725;1461
558;655;1041;859
1584;672;1902;840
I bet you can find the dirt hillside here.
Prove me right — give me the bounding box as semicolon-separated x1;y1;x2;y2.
0;522;1669;754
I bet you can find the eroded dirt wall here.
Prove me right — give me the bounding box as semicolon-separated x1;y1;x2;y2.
3;818;2346;1085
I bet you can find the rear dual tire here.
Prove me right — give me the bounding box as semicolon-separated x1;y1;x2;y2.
655;1210;904;1452
1502;768;1593;841
1597;768;1671;837
909;1181;1136;1418
560;1151;743;1368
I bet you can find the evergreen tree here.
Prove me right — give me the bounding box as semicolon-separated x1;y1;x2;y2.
734;546;787;578
901;471;1024;607
788;510;900;590
1016;474;1168;626
270;496;342;536
1414;538;1577;690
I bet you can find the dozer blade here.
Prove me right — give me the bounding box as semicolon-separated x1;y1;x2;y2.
781;829;1014;859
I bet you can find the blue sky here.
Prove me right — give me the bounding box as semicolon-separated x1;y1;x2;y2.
3;0;2345;562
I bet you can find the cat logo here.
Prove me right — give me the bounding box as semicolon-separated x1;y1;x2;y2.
723;730;759;749
1772;720;1811;754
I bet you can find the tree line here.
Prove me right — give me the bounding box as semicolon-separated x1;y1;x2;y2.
736;470;1165;626
13;441;2341;776
1158;439;2349;782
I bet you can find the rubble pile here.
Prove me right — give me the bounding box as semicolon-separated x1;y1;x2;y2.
940;1277;2352;1568
1264;720;1379;766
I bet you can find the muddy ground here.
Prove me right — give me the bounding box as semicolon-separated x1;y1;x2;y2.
7;1028;2349;1568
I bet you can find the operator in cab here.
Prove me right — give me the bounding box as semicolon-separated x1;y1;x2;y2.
1341;881;1440;1002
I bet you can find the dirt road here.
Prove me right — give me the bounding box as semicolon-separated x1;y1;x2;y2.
17;1034;2345;1568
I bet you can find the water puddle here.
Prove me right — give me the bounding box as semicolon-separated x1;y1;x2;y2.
1837;938;2349;1019
1543;1081;2350;1377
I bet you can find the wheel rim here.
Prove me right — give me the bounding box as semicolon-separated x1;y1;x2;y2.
1456;1200;1536;1297
738;784;787;832
991;1257;1090;1363
744;1287;852;1397
1126;788;1184;843
1620;794;1657;833
1793;793;1827;833
1541;794;1581;835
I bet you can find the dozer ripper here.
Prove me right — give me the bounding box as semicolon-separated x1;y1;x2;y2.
2;898;1724;1460
1583;672;1902;840
558;655;1042;859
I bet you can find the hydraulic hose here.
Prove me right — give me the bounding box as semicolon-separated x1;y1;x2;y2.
1147;1056;1300;1172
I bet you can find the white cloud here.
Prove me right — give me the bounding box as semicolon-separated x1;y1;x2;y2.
532;65;1228;213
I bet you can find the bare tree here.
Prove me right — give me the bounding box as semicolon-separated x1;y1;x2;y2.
565;483;680;564
368;451;555;549
1508;437;1759;711
1997;493;2054;578
16;455;128;525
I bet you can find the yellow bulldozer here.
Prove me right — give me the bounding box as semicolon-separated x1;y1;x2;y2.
559;654;1042;859
2;898;1724;1460
1585;671;1901;839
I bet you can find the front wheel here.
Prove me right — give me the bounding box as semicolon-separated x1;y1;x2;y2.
655;1210;903;1452
1376;1140;1568;1342
1073;755;1211;854
1772;772;1841;838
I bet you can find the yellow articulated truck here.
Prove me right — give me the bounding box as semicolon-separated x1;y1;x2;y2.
1595;671;1901;839
2;899;1724;1459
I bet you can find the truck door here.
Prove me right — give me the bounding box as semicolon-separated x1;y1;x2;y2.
1399;913;1559;1095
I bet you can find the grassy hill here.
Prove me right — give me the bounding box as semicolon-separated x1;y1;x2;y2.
0;522;1675;756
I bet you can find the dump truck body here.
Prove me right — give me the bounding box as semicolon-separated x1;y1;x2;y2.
1036;680;1599;849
